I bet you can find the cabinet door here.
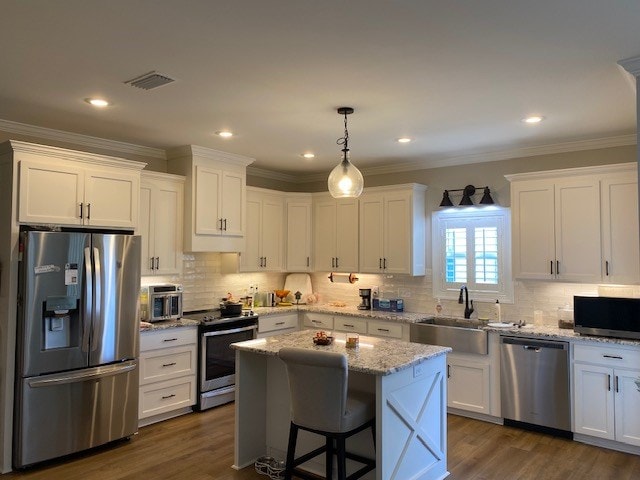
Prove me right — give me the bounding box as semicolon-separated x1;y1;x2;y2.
139;182;154;275
261;195;283;271
335;199;359;272
359;194;384;273
447;357;490;414
601;176;639;284
194;165;222;235
511;181;555;279
384;191;411;274
154;182;183;275
573;363;615;440
221;171;245;236
286;201;312;271
85;170;139;228
554;178;601;282
18;160;84;226
614;368;640;446
314;200;337;271
240;195;262;271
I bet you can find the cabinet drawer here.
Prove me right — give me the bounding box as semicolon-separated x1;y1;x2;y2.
259;313;299;333
140;327;197;351
139;345;197;385
368;320;403;339
574;343;640;368
334;316;367;334
139;376;196;419
303;313;334;330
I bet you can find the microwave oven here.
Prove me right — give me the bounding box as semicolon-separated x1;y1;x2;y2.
574;296;640;340
147;284;183;322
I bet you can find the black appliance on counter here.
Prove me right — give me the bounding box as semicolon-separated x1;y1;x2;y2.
574;295;640;340
182;309;258;411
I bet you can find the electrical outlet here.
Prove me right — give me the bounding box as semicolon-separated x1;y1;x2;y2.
371;286;379;297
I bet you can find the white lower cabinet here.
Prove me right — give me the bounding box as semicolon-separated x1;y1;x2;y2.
257;313;299;338
139;326;197;426
303;313;409;340
573;344;640;447
446;353;491;414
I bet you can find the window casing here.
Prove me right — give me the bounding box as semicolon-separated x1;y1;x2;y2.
432;207;513;303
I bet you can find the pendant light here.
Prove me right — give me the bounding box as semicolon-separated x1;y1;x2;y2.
328;107;364;198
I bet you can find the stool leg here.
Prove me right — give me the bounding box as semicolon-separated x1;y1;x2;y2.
325;436;333;479
285;423;298;480
336;435;347;480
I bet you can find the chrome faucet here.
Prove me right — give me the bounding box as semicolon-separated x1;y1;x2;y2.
458;286;474;319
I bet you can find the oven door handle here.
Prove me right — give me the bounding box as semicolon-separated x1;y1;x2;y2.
202;325;257;337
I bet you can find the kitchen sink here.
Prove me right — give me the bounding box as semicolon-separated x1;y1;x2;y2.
410;317;488;354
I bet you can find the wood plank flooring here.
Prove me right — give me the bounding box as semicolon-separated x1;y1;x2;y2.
5;406;640;479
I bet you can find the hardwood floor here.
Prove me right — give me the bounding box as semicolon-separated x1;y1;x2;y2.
5;407;640;479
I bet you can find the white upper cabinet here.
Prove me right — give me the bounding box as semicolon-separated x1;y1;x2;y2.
359;185;426;276
508;163;637;283
285;194;313;272
16;142;143;229
167;145;254;252
240;188;283;272
601;172;639;284
139;172;185;276
313;195;358;272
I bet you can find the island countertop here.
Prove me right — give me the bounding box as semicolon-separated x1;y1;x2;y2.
231;329;451;376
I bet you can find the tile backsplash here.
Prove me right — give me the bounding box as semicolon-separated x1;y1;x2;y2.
143;252;640;325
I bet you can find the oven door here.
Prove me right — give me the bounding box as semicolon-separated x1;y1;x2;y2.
200;325;256;392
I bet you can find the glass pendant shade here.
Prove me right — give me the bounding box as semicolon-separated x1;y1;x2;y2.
328;153;364;198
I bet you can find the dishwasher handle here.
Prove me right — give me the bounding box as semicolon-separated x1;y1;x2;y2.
500;336;568;350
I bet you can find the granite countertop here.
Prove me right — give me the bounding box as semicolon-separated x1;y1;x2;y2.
484;323;640;346
140;318;200;332
231;328;451;376
253;304;429;324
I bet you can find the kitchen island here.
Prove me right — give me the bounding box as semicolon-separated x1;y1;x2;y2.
232;330;451;480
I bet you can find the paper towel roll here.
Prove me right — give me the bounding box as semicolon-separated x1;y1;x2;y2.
327;272;358;284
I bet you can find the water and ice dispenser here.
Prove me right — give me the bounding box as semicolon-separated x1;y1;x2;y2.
43;296;79;350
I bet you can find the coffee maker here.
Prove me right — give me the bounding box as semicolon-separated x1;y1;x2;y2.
358;288;372;310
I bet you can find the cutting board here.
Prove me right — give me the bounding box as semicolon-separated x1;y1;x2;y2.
283;273;313;303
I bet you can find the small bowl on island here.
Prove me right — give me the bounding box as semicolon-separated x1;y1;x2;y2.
313;331;333;345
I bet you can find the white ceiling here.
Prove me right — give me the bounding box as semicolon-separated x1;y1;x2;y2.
1;1;638;176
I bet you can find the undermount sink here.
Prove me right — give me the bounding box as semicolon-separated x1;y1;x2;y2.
410;316;488;354
420;316;484;329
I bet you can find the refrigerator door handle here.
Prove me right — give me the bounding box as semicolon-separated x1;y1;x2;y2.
82;247;93;353
91;246;102;352
27;361;137;388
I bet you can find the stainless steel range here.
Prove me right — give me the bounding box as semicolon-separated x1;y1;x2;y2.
182;309;258;411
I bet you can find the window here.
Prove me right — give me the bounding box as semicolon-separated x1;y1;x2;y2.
433;207;513;303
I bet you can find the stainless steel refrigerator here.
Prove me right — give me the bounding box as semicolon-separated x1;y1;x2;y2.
14;230;141;468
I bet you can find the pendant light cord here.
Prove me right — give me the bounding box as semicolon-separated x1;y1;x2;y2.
336;111;349;156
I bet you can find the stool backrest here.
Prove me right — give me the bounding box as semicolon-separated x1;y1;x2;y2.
279;347;348;432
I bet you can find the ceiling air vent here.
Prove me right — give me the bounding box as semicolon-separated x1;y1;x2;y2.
124;71;176;90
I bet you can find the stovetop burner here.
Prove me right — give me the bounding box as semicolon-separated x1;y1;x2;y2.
183;309;258;326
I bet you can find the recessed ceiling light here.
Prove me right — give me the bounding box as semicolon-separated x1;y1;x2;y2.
85;98;110;107
301;153;315;159
216;130;234;138
397;137;412;143
522;115;544;124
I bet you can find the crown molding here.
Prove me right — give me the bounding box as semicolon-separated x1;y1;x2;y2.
0;118;166;159
246;165;299;182
359;134;638;177
505;161;636;182
167;144;255;167
619;55;640;76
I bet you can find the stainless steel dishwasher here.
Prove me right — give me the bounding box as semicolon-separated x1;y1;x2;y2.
500;336;571;434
